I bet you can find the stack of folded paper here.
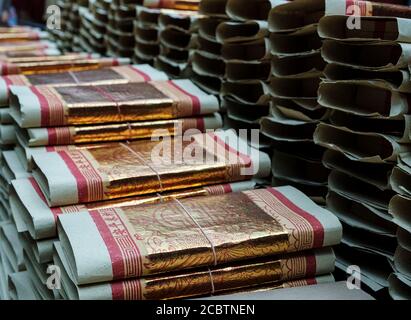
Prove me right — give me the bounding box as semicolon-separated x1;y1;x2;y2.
202;0;272;132
134;5;162;64
0;27;48;44
0;55;131;152
77;0;110;55
8;127;272;299
8;126;341;299
155;9;201;78
50;184;342;300
315;0;411;297
106;0;138;58
260;0;329;205
59;0;84;52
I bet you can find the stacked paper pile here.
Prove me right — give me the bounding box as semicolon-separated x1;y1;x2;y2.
51;182;342;300
48;0;71;51
190;0;227;95
106;0;138;58
0;55;238;298
2;115;342;299
77;0;110;55
314;0;411;297
154;9;201;78
134;5;162;64
261;0;328;205
192;0;276;142
65;0;84;52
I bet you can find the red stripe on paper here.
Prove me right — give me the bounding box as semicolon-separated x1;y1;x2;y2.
89;210;126;279
210;132;253;170
305;252;317;277
110;282;125;300
30;86;50;127
57;151;89;202
47;128;57;145
266;188;325;248
223;183;232;193
130;66;151;82
167;80;201;115
196;118;205;132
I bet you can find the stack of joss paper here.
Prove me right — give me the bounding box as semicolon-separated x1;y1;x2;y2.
106;1;138;58
155;9;201;78
313;0;411;297
1;68;227;299
53;0;85;52
8;127;266;299
0;55;130;150
259;0;330;205
52;184;342;300
134;4;162;64
77;0;110;55
8;127;340;299
192;0;272;132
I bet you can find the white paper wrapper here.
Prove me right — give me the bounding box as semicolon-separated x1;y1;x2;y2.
0;108;12;124
328;170;395;212
0;124;16;146
322;40;411;71
22;249;54;300
268;0;323;33
216;20;268;43
314;122;409;163
318;80;409;119
261;107;319;142
8;271;39;300
389;194;411;233
1;150;31;184
389;273;411;300
323;149;393;191
0;222;24;272
318;15;411;43
327;191;396;236
227;0;284;22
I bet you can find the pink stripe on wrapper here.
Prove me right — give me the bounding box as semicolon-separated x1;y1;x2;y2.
130;66;151;82
305;252;317;278
196;118;205;132
111;282;125;300
30;86;50;127
266;188;325;249
167;80;201;115
223;183;232;193
89;210;126;280
57;151;89;202
209;132;253;172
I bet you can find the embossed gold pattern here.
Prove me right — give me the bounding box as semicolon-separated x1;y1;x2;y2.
142;259;284;300
123;192;288;276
